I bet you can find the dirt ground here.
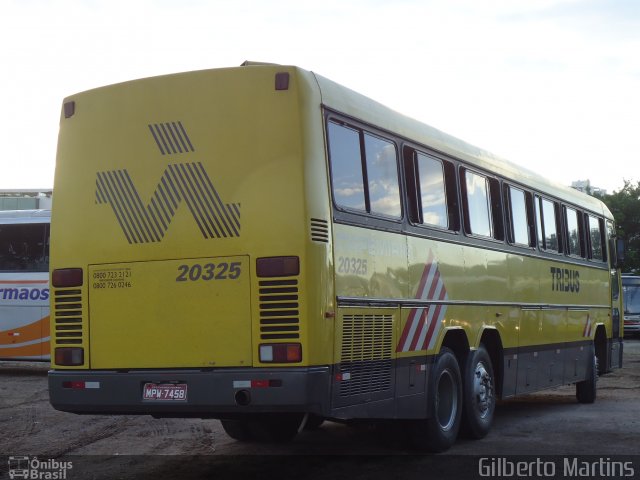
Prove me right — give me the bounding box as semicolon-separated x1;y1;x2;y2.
1;340;639;479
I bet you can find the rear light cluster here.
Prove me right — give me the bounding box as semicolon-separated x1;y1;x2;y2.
62;380;100;389
52;268;84;366
259;343;302;363
256;256;303;363
256;256;299;277
55;347;84;366
52;268;83;287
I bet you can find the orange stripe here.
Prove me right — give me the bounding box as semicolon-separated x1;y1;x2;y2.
0;340;49;357
0;316;50;345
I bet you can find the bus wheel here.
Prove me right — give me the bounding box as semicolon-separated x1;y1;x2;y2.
461;345;495;439
248;414;303;442
410;347;462;452
303;414;325;431
576;348;597;404
220;419;254;442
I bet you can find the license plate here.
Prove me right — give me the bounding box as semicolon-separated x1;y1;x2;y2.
142;383;188;401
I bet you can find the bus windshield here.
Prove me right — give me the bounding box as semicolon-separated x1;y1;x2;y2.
623;278;640;315
0;222;49;272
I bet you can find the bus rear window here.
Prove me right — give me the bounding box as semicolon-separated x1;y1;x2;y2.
0;223;49;272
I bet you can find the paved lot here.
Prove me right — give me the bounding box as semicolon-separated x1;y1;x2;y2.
1;339;639;479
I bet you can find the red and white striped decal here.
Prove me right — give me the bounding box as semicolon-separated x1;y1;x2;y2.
397;251;448;352
583;314;593;338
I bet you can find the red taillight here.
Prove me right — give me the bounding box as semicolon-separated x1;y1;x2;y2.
52;268;83;288
259;343;302;363
256;256;299;277
62;380;100;389
55;347;84;366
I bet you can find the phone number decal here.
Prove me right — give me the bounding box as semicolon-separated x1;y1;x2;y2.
176;262;242;282
92;268;133;289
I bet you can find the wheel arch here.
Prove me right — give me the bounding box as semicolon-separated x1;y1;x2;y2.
593;324;608;375
478;328;504;399
439;327;470;365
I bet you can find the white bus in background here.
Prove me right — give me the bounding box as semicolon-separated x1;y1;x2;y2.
0;210;50;360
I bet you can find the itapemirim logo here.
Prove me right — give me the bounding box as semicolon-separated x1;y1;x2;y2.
95;162;241;244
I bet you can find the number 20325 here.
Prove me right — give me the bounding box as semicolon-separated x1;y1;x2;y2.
176;262;241;282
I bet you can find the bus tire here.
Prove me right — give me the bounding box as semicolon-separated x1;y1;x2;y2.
461;345;496;439
303;414;325;431
248;414;303;442
410;347;462;452
220;419;254;442
576;348;597;404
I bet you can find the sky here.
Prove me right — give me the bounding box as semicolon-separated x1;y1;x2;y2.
1;0;639;193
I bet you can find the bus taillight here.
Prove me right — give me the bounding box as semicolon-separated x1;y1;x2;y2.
55;347;84;366
52;268;83;287
256;256;299;277
259;343;302;363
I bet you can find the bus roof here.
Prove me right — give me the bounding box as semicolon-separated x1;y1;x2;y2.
61;62;613;220
0;209;50;224
303;68;612;219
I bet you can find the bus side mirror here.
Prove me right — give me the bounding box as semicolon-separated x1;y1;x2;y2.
612;238;625;269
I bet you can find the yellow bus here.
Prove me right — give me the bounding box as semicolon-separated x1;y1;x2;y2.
49;62;624;451
0;209;50;361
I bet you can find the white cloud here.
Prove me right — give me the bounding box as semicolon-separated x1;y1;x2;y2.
0;0;638;192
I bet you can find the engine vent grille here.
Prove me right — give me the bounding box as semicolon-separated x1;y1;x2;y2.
339;314;393;397
310;218;329;243
258;278;300;340
53;289;84;345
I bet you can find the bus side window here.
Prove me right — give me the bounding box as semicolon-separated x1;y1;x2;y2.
462;169;492;238
536;196;561;253
327;120;401;219
364;133;401;218
404;150;449;229
327;121;366;212
564;206;585;257
506;185;531;246
587;214;606;262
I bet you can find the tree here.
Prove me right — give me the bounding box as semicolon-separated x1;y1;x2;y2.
596;181;640;273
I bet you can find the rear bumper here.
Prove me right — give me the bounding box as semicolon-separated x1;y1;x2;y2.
48;366;331;417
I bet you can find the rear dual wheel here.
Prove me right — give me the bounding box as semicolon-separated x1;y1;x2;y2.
461;346;496;439
409;345;496;451
409;347;462;452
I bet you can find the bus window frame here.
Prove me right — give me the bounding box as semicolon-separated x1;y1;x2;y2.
402;147;454;232
504;184;534;248
460;167;507;242
563;205;585;259
586;213;607;263
535;195;563;255
326;115;404;228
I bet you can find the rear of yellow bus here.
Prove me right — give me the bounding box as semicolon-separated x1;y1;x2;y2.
49;64;334;438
